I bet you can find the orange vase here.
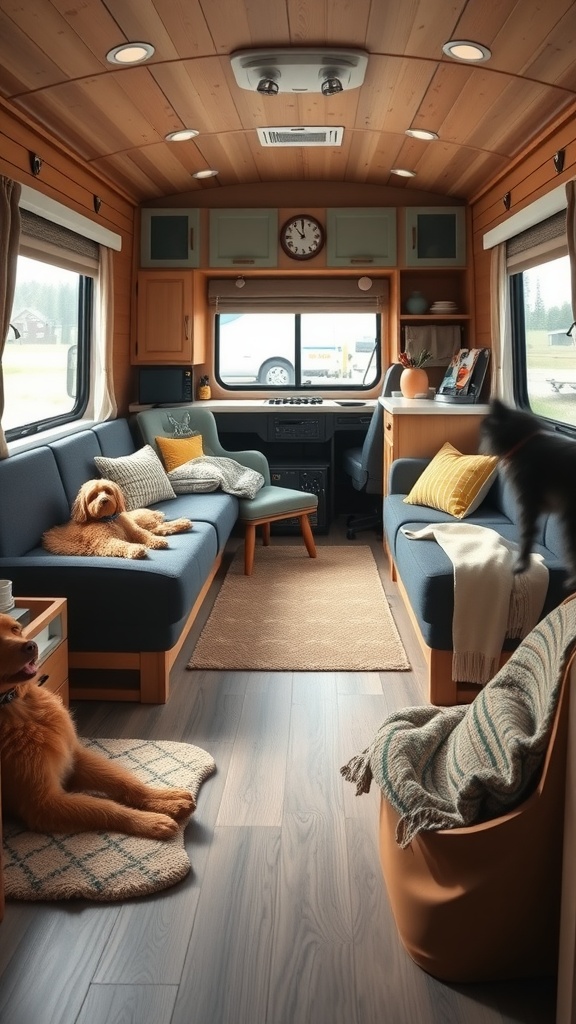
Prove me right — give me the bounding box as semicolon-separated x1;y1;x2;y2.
400;367;429;399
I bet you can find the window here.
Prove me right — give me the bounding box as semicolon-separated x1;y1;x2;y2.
4;209;97;441
210;277;385;390
509;211;576;431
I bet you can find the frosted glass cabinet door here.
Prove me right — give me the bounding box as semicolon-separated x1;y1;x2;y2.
404;208;466;267
140;209;200;268
209;209;278;267
326;208;396;266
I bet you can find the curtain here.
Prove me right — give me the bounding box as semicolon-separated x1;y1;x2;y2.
489;242;513;401
566;180;576;333
0;177;22;459
92;245;117;420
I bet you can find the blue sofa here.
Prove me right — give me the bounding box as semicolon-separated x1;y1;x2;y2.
0;417;252;703
384;457;569;705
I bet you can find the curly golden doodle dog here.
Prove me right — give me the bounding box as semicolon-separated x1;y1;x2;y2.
0;612;195;838
42;478;192;559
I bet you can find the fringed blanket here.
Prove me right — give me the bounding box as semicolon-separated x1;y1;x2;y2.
341;598;576;848
168;455;265;498
401;523;548;683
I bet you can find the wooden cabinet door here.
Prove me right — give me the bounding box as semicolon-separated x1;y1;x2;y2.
135;271;193;363
326;208;397;267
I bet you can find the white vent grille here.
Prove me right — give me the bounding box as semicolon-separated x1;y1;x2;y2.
257;126;344;147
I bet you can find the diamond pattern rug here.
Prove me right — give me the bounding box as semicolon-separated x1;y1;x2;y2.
2;738;216;902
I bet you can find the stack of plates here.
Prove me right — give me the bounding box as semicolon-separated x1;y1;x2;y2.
430;300;458;313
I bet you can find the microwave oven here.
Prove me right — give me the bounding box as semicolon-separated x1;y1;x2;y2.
138;365;193;405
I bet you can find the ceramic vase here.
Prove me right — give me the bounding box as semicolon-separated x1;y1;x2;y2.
400;367;429;398
405;291;429;314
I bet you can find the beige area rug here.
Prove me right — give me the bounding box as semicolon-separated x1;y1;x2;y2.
188;545;410;672
3;739;216;902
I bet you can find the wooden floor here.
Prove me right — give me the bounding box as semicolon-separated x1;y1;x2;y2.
0;525;556;1024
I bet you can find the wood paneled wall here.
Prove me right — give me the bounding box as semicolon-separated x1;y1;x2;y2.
470;102;576;358
0;98;137;416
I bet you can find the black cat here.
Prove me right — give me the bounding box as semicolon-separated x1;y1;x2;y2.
479;398;576;587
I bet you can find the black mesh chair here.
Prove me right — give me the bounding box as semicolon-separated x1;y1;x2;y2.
343;364;402;540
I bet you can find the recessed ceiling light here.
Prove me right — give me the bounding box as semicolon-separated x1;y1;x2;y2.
442;40;492;63
193;169;219;179
405;128;439;141
106;42;155;65
165;129;200;142
391;168;416;178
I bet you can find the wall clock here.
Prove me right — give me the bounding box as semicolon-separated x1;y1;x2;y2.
280;215;325;260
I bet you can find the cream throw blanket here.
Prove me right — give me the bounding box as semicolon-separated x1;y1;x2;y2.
401;523;549;684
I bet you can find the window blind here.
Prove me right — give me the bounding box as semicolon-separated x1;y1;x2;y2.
506;210;567;272
20;209;99;274
207;277;388;313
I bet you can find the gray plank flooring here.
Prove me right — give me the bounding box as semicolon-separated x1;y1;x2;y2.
0;526;556;1024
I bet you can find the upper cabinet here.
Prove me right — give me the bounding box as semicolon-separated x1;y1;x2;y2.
403;207;466;267
209;209;278;267
140;209;200;268
326;208;396;267
135;270;193;364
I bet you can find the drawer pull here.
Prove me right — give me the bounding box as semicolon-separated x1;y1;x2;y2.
38;674;49;686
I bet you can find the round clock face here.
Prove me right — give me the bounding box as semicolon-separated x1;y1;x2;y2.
280;215;325;260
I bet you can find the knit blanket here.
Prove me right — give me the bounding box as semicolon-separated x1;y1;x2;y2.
168;455;265;498
401;523;548;684
341;598;576;848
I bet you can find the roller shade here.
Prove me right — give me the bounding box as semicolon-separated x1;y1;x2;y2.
506;210;567;272
208;277;388;313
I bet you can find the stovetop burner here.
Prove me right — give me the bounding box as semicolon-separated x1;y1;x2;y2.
266;397;324;405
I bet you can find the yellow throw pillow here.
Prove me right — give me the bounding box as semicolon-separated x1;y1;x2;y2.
403;442;499;519
155;434;204;472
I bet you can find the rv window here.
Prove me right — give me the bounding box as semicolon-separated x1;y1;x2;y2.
4;254;91;440
215;312;381;390
511;253;576;432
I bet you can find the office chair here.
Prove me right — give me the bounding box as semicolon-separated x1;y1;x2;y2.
343;364;402;540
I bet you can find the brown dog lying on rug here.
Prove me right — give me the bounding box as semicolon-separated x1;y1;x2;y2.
42;478;192;559
0;612;195;838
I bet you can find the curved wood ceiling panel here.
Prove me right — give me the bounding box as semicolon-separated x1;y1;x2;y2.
0;0;574;203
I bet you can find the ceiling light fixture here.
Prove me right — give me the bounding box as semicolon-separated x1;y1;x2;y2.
165;129;200;142
230;48;368;94
405;128;438;141
391;168;416;178
192;169;218;179
106;42;155;65
256;77;280;96
442;39;492;63
321;75;343;96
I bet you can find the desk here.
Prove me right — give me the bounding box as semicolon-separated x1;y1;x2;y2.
196;399;377;528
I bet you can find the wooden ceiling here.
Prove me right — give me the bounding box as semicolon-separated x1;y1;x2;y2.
1;0;575;205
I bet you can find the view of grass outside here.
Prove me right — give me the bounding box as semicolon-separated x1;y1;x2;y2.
522;255;576;426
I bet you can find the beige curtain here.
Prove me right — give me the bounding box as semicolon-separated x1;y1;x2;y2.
566;180;576;331
0;177;22;458
92;244;117;420
489;241;513;401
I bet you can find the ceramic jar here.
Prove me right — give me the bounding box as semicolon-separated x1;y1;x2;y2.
400;367;429;398
405;291;429;314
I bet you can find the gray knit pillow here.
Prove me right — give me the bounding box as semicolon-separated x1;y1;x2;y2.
94;445;176;510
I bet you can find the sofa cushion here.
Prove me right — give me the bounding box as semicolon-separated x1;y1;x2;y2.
94;445;176;510
0;448;70;557
92;419;137;458
51;431;103;505
403;442;499;519
155;434;204;471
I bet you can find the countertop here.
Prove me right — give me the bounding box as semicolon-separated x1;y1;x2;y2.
380;397;490;415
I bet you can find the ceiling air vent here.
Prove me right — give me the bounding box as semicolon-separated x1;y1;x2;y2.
257;126;344;147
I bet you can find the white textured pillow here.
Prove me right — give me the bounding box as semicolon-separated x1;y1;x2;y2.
94;445;176;510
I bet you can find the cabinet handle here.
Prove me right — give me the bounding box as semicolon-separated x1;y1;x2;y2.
189;228;194;251
411;227;417;251
350;257;374;263
184;315;190;340
386;422;392;431
232;258;256;264
38;674;49;686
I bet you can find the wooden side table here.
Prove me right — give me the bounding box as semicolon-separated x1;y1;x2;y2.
0;597;68;921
